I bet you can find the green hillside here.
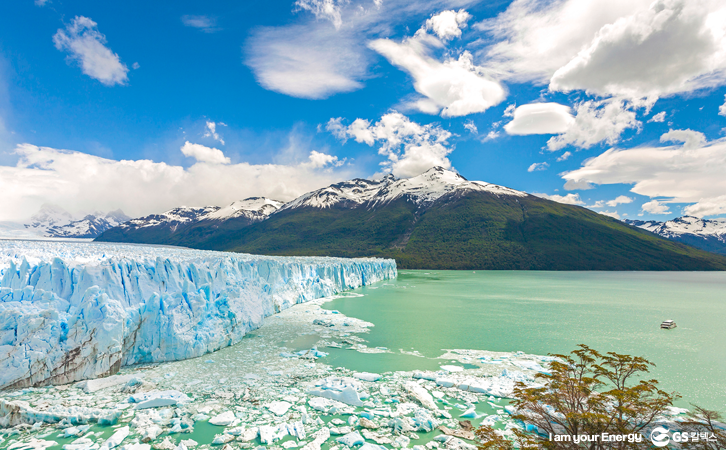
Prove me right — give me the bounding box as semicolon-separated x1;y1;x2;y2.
136;191;726;270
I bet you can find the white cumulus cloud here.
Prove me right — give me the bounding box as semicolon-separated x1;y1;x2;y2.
327;112;453;177
720;95;726;116
369;32;506;117
546;99;640;151
606;195;634;207
660;128;706;149
527;162;549;172
503;102;574;135
53;16;129;86
533;192;583;205
478;0;726;100
562;135;726;217
641;199;671;215
599;210;621;219
180;142;231;165
648;111;666;122
425;9;472;41
0;144;352;221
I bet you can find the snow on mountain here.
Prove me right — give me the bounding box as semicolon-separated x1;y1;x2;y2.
119;206;220;232
625;216;726;242
0;240;397;388
0;205;131;239
281;166;526;211
204;197;284;221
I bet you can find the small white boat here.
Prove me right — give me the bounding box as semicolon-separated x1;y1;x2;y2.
660;320;677;329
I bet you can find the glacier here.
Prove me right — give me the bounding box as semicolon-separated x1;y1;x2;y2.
0;240;396;389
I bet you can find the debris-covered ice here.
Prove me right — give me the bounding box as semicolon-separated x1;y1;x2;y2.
0;241;396;388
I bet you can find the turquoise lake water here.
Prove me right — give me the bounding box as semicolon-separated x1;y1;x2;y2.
323;270;726;413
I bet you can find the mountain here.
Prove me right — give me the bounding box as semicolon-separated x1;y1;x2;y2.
624;216;726;256
0;204;131;239
96;167;726;270
95;197;283;245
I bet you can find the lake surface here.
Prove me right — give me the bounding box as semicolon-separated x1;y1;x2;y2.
323;270;726;413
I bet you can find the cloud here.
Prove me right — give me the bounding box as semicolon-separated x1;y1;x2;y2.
425;9;472;41
180;142;231;164
478;0;726;99
463;120;478;134
648;111;666;122
302;150;344;168
370;32;506;117
641;199;671;215
245;24;366;99
294;0;347;30
53;16;129;86
533;192;583;205
546;99;640;151
527;162;549;172
35;0;50;6
203;121;225;145
328;112;453;177
598;210;621;219
181;15;220;33
562;135;726;217
503;102;574;135
660;128;706;149
549;0;726;99
720;95;726;116
0;144;352;221
556;151;572;161
606;195;633;207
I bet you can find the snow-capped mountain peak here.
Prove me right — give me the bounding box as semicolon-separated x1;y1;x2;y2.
204;197;284;221
280;166;526;211
627;215;726;241
123;206;220;231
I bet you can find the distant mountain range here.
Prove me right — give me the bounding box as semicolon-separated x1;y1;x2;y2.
96;167;726;270
0;204;130;239
624;216;726;256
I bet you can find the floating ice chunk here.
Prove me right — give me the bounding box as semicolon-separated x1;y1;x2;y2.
360;444;388;450
403;382;437;410
209;411;237;426
353;373;381;382
259;424;289;444
435;379;455;388
212;434;234;445
336;431;364;447
120;445;149;450
282;441;299;449
511;361;547;373
129;391;190;410
393;435;410;448
440;366;463;373
267;401;292;416
300;427;330;450
179;440;197;448
307;397;350;414
412;409;439;432
8;439;57;450
62;437;96;450
412;372;437;381
77;375;140;394
99;426;129;450
459;406;478;419
308;378;365;407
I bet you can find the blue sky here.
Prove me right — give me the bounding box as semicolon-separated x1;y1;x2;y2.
1;0;726;222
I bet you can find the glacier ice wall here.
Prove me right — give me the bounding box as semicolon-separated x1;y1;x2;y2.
0;241;396;389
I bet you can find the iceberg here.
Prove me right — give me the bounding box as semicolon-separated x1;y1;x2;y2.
0;241;396;388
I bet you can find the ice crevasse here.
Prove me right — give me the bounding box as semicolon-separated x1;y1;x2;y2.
0;241;397;389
